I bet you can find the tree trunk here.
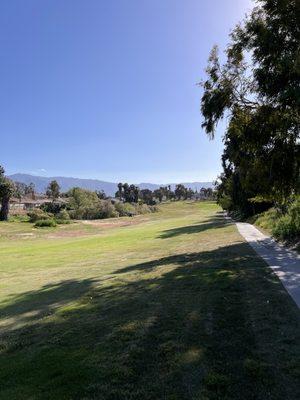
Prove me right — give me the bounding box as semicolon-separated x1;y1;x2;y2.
0;196;10;221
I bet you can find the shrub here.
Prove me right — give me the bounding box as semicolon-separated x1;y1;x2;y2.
114;202;136;217
253;208;280;231
67;187;101;219
68;205;98;220
135;203;151;214
41;202;66;215
28;208;51;223
64;187;158;220
97;200;119;219
218;194;233;211
55;209;71;224
272;215;296;240
272;196;300;241
56;219;71;225
288;196;300;229
8;214;30;222
135;203;158;214
56;209;71;221
114;202;158;217
254;197;300;241
34;219;57;228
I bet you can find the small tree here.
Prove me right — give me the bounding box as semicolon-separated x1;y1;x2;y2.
115;183;123;201
14;181;26;201
25;182;36;200
46;180;60;201
0;166;14;221
129;184;139;203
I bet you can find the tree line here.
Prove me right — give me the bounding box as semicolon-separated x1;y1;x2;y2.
0;167;215;221
115;182;212;204
200;0;299;217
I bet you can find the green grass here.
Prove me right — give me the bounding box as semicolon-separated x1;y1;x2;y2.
0;201;299;400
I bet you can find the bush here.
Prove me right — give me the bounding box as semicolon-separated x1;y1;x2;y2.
34;219;57;228
8;215;30;222
253;208;280;231
56;209;71;221
97;200;119;219
272;197;300;241
41;202;66;215
68;205;99;220
114;202;136;217
56;219;71;225
272;215;297;240
114;202;158;217
288;196;300;228
67;187;103;219
218;194;233;211
28;208;52;223
64;187;159;220
55;209;71;224
253;197;300;241
135;203;158;214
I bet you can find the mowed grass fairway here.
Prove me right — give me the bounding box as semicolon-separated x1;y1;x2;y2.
0;202;299;400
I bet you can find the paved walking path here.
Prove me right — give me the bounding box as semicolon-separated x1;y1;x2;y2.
236;222;300;308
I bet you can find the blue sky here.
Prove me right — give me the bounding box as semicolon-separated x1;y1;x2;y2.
1;0;253;183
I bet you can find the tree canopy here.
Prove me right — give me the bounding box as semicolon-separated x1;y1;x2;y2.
200;0;300;216
46;180;60;201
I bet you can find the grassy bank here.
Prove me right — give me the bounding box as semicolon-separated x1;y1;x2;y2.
249;197;300;251
0;202;299;399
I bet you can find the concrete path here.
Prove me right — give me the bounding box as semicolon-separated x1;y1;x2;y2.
236;222;300;308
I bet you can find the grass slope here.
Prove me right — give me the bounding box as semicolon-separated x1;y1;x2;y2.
0;202;299;400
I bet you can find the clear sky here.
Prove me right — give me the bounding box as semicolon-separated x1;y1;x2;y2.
1;0;253;183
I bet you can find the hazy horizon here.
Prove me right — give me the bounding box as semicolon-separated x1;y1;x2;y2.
9;171;214;186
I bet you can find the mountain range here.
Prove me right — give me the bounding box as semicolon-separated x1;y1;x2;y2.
8;173;214;197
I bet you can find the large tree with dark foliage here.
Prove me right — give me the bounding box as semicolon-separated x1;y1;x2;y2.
140;189;154;205
175;184;188;200
0;166;14;221
115;183;140;203
46;180;60;201
200;0;300;216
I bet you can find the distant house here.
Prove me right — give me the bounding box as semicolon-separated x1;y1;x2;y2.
9;197;67;212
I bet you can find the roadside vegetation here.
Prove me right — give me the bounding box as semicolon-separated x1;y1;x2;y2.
200;0;299;243
250;196;300;243
0;202;299;400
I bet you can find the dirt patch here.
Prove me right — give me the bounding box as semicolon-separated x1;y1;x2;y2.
46;230;89;239
81;217;149;228
46;217;150;239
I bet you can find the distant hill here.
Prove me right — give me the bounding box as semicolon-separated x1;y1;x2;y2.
8;173;214;197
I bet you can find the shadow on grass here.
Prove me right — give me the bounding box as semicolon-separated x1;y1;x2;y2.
0;279;96;324
0;242;299;400
159;214;231;239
